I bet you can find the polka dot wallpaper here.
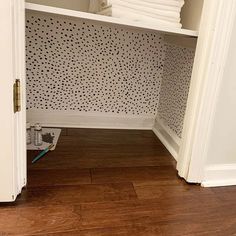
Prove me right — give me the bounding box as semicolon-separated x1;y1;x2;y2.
158;43;195;138
26;11;165;116
26;11;195;137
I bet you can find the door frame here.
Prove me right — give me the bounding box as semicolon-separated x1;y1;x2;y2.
13;0;27;197
1;0;236;202
177;0;236;183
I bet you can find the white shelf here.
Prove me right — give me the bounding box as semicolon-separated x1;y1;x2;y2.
25;3;198;37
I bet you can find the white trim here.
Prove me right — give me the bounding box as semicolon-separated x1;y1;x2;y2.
202;164;236;187
155;116;181;146
13;0;27;197
202;180;236;188
27;109;155;130
152;119;180;160
177;0;236;183
25;3;198;37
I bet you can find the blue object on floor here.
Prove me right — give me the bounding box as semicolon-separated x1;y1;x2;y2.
32;144;54;164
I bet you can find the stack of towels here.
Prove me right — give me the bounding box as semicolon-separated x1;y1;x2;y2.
88;0;185;29
111;0;185;29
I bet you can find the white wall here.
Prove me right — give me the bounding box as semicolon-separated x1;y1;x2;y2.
203;14;236;186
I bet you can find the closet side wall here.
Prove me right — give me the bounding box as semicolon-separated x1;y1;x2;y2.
153;42;196;158
158;42;196;138
26;11;166;129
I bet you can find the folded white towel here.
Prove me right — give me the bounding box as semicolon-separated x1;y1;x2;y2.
112;3;180;22
89;0;109;13
113;0;181;19
135;0;185;8
112;7;182;28
112;10;182;28
97;5;112;16
113;0;181;12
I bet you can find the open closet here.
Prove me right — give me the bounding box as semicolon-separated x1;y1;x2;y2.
3;0;236;207
24;0;204;168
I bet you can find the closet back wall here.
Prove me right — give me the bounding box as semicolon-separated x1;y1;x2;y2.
26;11;195;132
26;11;165;129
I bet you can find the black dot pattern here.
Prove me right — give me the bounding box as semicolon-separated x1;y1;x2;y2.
26;11;166;115
158;43;196;138
26;12;196;137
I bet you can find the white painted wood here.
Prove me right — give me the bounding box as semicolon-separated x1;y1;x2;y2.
155;117;181;146
164;35;197;49
202;180;236;188
152;119;180;160
27;110;155;130
202;164;236;187
177;0;236;183
0;0;26;202
26;0;89;12
25;3;198;37
204;13;236;166
0;0;15;202
13;0;27;194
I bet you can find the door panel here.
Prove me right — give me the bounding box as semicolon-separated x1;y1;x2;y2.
13;0;27;196
0;0;26;202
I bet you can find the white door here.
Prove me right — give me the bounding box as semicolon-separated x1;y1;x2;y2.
0;0;26;202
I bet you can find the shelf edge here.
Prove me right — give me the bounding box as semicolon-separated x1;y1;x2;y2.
25;3;198;37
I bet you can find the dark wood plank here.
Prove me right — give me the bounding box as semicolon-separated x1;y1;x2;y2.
159;202;236;235
91;166;178;184
12;183;137;207
211;186;236;202
78;195;221;230
27;129;173;170
43;224;162;236
133;181;214;200
0;205;81;235
160;219;236;236
27;169;91;187
66;128;164;146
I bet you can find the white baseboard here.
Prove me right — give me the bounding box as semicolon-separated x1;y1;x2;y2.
152;118;180;160
27;109;155;130
202;164;236;187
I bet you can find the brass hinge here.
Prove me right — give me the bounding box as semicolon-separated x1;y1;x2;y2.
13;79;21;113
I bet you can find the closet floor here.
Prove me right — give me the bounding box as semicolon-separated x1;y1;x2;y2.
1;128;236;235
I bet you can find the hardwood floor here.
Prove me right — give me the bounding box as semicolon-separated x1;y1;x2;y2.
1;128;236;235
